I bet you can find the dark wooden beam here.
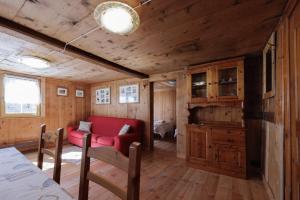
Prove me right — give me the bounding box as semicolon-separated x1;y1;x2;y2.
0;16;149;79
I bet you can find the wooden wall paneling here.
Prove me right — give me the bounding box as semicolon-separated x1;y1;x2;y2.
0;73;91;148
153;88;176;124
44;78;91;138
289;1;300;199
176;72;189;159
273;22;288;200
91;79;151;150
260;4;294;198
279;17;291;200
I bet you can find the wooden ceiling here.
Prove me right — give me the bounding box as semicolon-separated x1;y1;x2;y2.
0;0;287;82
0;32;129;82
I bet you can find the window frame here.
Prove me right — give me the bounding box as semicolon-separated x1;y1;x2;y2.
263;32;276;99
1;73;43;118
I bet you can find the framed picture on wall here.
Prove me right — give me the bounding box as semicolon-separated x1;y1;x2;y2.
76;89;84;97
57;87;68;96
96;88;110;104
119;84;139;103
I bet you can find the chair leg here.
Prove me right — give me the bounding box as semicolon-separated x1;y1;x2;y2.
37;124;46;170
78;133;92;200
127;142;142;200
53;128;64;184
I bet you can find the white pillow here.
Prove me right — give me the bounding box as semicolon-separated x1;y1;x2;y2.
77;121;92;133
118;124;131;136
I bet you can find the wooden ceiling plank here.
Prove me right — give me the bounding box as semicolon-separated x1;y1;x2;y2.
0;16;148;79
0;0;287;76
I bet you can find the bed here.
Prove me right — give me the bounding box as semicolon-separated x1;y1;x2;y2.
153;120;175;138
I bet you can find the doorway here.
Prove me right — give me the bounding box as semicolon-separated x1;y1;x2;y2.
152;80;177;150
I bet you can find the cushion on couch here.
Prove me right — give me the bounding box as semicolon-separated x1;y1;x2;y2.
69;131;98;142
118;124;131;135
77;121;92;133
68;130;85;139
96;136;114;146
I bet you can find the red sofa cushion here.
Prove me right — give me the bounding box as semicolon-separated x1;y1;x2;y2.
96;136;114;146
69;130;99;142
68;130;84;139
88;116;142;137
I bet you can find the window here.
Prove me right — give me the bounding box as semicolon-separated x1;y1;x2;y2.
265;49;273;92
263;32;276;99
3;75;41;116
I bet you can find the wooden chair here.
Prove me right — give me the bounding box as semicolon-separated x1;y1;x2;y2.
37;124;64;184
78;133;141;200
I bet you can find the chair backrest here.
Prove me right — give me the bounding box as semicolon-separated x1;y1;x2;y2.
78;133;141;200
37;124;64;184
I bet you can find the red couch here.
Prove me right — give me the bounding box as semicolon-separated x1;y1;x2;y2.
67;116;143;155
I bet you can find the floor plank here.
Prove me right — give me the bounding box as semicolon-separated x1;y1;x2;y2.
25;140;268;200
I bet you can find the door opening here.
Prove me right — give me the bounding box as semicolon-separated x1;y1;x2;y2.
152;80;177;151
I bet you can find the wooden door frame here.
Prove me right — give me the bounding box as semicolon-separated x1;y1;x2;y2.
149;72;180;151
149;78;177;150
282;0;300;199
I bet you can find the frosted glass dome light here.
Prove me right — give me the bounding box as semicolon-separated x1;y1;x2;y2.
18;56;50;69
94;1;140;35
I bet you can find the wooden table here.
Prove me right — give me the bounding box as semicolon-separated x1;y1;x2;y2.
0;147;73;200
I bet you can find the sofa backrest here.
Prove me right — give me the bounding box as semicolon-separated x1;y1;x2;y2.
88;116;143;137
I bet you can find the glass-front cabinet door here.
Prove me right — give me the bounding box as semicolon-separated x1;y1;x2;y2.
218;67;237;97
192;72;207;98
216;60;244;101
189;67;210;103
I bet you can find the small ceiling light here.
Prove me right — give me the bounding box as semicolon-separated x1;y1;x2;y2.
94;1;140;35
18;56;50;69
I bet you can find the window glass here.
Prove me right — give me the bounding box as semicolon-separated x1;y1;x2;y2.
3;75;40;115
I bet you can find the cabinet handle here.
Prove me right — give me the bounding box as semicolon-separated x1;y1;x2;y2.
215;153;218;160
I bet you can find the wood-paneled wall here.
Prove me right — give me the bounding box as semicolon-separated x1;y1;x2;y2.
260;12;290;200
150;71;189;158
0;75;91;147
90;78;151;149
153;88;176;125
89;71;189;156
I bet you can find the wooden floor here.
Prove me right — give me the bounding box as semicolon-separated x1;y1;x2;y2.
25;141;269;200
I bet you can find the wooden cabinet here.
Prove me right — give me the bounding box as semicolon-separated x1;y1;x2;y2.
188;58;244;104
189;126;208;161
187;124;246;178
188;126;213;163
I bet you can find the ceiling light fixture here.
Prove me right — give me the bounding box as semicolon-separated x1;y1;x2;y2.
94;1;140;35
18;56;50;69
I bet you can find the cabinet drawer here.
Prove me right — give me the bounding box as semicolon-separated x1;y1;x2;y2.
212;129;245;146
212;128;244;135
